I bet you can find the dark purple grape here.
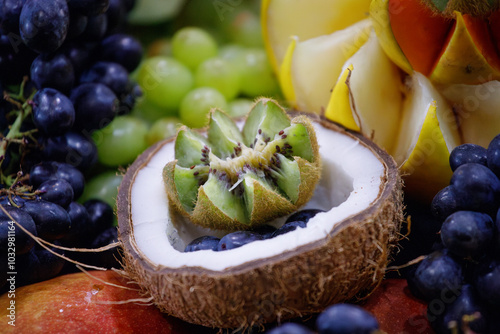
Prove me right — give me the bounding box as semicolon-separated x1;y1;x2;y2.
32;88;75;135
450;163;500;216
70;83;118;131
0;205;37;254
0;33;36;84
30;53;75;93
83;199;114;235
440;211;494;258
22;199;71;240
40;131;98;171
184;236;220;252
66;9;88;39
217;231;263;251
474;258;500;306
431;185;461;221
105;0;126;34
487;134;500;178
19;0;69;53
67;0;109;16
316;303;379;334
99;33;143;72
272;220;307;237
29;161;85;199
31;242;65;283
87;226;120;268
79;13;107;41
407;249;463;302
0;0;25;33
428;284;487;334
285;208;324;224
449;143;487;172
80;61;130;97
61;201;90;242
38;179;74;208
116;82;142;115
122;0;136;12
60;42;96;76
267;323;314;334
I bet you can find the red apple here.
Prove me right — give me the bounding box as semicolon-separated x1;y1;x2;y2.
0;270;211;334
361;278;433;334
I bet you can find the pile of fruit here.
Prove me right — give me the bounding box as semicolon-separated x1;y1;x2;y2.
2;0;500;333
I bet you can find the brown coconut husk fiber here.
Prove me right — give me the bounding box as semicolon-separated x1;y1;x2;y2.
117;116;404;330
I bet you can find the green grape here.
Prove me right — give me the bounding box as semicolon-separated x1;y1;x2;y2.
225;10;264;48
171;27;218;70
136;56;193;111
194;57;240;100
179;87;227;128
146;116;183;146
92;116;149;167
226;98;254;118
219;44;246;73
131;97;176;124
79;171;123;210
239;48;280;97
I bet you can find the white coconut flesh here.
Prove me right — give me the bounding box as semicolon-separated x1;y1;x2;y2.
128;120;386;271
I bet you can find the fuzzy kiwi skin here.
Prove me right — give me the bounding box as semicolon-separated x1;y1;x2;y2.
117;115;404;330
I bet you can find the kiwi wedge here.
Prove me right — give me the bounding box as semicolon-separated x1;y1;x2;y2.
163;98;321;230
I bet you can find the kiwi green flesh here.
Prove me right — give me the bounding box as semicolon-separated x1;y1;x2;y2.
207;109;244;159
174;128;208;167
242;98;291;147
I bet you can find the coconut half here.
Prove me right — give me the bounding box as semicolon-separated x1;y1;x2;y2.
117;114;403;329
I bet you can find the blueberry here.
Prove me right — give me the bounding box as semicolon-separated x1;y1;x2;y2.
316;303;379;334
217;231;263;251
285;209;325;224
431;185;461;221
474;258;500;306
272;221;307;237
440;211;494;258
450;163;500;216
253;224;277;239
266;322;314;334
185;236;220;252
407;249;463;302
449;144;487;172
428;284;487;334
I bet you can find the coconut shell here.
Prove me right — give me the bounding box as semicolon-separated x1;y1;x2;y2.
117;115;404;330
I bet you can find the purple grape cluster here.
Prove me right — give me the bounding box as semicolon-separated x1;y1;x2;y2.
407;136;500;334
0;0;142;290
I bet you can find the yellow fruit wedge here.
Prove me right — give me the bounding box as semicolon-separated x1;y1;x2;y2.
261;0;372;73
441;81;500;147
369;0;413;75
392;73;462;201
430;12;500;85
280;19;372;114
325;30;404;153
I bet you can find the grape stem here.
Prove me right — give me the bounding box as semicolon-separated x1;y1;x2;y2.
0;78;37;187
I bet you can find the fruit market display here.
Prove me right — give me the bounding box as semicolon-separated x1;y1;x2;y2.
2;0;500;333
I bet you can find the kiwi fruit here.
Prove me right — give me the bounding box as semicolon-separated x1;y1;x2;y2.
117;105;403;330
163;98;321;230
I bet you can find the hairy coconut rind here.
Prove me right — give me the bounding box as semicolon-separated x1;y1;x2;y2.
117;115;404;330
